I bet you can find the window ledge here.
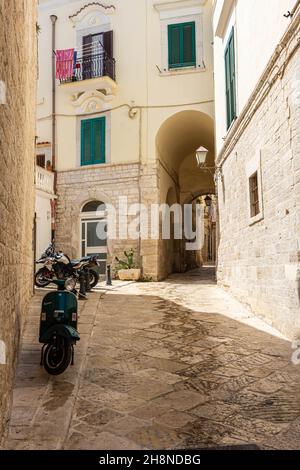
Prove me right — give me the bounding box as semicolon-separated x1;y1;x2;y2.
223;115;238;139
159;65;206;76
249;213;264;227
79;163;108;170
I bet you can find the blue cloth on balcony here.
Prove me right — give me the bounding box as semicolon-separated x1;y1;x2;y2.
73;51;77;74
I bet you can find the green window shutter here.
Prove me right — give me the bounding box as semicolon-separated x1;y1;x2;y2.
168;24;181;68
225;47;231;129
81;120;92;165
168;22;196;69
229;32;236;124
182;23;195;65
81;117;106;166
93;117;106;164
225;28;236;129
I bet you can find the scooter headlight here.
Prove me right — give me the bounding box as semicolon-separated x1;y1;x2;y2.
64;277;76;292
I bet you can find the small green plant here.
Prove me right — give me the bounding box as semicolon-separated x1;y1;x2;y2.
115;249;137;270
137;275;153;282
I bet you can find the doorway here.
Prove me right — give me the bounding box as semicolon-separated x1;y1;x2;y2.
80;201;107;274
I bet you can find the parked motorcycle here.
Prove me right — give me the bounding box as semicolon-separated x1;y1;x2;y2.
71;255;100;288
39;278;79;375
35;244;100;289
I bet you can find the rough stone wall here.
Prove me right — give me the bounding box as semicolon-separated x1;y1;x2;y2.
0;0;37;441
56;163;142;272
217;47;300;339
56;161;164;280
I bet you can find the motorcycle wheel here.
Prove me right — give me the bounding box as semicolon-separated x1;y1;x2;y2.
43;336;72;375
89;269;100;288
35;268;52;288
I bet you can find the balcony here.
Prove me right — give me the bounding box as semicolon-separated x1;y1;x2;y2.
59;53;117;97
36;167;55;196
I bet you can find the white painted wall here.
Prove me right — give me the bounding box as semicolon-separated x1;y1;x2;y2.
37;0;214;171
213;0;298;154
35;193;52;260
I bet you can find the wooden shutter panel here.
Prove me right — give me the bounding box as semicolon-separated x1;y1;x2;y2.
103;30;113;58
93;118;106;164
182;23;195;65
81;120;92;165
225;47;231;128
168;24;181;67
229;32;236;122
225;28;236;129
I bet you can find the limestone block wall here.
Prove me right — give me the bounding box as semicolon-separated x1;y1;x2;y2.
0;0;37;440
55;161;168;280
56;163;143;273
217;48;300;339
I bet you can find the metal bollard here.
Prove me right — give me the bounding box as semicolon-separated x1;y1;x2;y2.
106;264;112;286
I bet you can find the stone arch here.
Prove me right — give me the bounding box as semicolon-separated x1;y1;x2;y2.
155;109;216;277
74;190;113;214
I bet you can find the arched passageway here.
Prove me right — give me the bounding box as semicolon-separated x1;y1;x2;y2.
155;110;216;279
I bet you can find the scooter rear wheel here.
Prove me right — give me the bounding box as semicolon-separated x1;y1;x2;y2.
43;336;72;375
89;269;100;288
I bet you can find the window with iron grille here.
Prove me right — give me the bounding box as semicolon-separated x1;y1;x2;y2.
249;172;260;217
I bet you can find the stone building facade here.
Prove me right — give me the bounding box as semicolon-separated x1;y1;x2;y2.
0;0;37;441
213;0;300;338
37;0;215;280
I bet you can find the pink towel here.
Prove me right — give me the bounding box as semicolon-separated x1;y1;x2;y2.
56;49;74;80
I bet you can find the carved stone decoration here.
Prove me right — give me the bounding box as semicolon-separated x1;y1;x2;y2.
87;100;98;112
89;16;98;26
70;89;114;115
69;2;115;28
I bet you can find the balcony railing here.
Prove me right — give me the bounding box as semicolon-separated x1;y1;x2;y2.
36;167;55;195
59;53;116;84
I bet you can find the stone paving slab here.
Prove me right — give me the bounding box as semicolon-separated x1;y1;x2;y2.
2;268;300;450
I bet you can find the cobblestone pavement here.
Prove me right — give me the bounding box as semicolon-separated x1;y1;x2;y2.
2;268;300;450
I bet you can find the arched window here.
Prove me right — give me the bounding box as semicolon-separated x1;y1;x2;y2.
81;200;106;213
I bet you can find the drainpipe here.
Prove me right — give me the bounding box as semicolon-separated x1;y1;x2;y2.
50;15;58;241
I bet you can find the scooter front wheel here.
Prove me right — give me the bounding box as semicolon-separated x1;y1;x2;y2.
43;336;72;375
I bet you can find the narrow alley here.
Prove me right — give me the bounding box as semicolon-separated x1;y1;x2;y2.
2;269;300;450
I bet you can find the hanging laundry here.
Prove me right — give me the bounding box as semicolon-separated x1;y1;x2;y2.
56;49;75;80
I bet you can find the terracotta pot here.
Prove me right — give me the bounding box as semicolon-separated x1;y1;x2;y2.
117;269;141;281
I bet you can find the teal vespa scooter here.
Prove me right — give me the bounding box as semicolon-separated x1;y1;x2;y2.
39;279;80;375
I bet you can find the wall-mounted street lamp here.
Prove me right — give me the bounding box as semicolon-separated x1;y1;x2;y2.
195;146;209;167
195;146;223;183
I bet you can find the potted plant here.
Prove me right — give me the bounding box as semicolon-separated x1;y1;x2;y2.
115;249;141;281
